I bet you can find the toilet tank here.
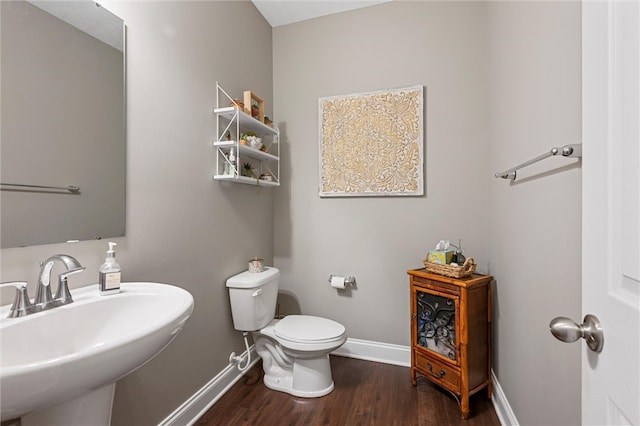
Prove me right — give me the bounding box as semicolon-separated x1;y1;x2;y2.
226;267;279;332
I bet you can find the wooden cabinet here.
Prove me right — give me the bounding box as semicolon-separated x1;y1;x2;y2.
407;269;493;419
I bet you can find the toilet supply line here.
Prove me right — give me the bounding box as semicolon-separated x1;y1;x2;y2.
229;332;252;371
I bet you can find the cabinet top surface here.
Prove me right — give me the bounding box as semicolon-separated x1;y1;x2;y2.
407;268;493;287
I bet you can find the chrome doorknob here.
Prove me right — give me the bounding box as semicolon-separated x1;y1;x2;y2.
549;314;604;353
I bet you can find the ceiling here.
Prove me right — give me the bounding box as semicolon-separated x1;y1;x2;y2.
251;0;393;27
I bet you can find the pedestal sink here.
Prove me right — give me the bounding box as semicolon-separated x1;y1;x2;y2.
0;282;194;425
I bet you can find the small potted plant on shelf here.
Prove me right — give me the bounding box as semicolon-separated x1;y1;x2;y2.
241;162;256;178
239;131;256;145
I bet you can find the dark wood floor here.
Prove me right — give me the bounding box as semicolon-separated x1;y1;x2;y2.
196;356;500;426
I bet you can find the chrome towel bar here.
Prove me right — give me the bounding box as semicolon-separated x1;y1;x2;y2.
494;143;582;181
0;183;80;193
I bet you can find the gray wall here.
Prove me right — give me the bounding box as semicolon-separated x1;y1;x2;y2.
273;1;581;425
487;2;582;425
0;1;273;425
272;1;491;344
0;1;582;425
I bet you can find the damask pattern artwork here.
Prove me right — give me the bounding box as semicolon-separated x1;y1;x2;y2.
319;85;424;197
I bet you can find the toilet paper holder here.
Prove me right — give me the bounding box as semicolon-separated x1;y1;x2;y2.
328;275;356;286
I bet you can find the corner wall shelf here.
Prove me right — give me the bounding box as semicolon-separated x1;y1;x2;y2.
212;82;280;187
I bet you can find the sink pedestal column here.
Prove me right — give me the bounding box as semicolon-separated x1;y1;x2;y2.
21;383;115;426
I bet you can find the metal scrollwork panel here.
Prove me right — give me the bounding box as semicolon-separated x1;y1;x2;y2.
416;290;456;360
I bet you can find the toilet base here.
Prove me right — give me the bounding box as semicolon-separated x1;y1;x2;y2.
259;345;336;398
263;374;334;398
253;317;346;399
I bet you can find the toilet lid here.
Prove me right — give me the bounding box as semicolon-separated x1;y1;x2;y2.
274;315;345;343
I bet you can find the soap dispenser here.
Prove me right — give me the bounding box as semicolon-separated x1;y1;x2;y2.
452;239;466;265
99;242;121;295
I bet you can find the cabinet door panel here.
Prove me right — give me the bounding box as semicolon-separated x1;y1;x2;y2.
416;289;458;361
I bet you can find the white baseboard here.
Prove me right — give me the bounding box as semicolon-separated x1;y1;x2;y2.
490;370;519;426
158;345;259;426
331;337;411;367
158;338;516;426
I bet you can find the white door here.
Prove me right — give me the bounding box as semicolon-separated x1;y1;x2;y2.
582;0;640;425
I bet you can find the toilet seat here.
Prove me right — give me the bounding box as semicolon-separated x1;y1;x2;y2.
274;315;346;344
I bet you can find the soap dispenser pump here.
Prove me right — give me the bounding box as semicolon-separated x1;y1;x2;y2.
99;242;121;295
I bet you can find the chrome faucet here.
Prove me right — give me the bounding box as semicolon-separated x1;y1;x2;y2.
36;254;86;308
0;254;85;318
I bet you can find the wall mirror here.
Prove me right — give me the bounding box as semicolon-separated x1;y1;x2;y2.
1;0;126;248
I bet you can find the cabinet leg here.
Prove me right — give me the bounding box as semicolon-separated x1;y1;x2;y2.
411;368;417;386
460;396;470;419
486;381;493;399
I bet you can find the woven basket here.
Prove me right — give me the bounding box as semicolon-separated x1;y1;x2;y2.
422;256;476;278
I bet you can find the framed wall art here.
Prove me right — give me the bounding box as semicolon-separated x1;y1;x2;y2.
319;85;424;197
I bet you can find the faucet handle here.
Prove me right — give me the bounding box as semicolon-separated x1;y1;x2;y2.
59;267;86;278
0;281;39;318
55;267;86;304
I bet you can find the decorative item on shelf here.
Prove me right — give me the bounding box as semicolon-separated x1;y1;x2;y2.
264;116;273;127
423;256;476;278
243;90;265;123
241;162;256;178
239;131;256;146
224;131;231;141
259;173;273;182
248;257;264;273
230;99;244;110
246;136;262;150
224;148;236;176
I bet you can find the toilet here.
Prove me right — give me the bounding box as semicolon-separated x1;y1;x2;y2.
226;267;347;398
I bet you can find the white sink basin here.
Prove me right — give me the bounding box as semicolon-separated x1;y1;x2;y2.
0;282;194;422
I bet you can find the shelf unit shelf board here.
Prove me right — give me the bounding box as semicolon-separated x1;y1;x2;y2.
212;141;278;161
213;107;277;135
212;174;280;186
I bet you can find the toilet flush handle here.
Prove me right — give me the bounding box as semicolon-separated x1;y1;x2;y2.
252;288;262;297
